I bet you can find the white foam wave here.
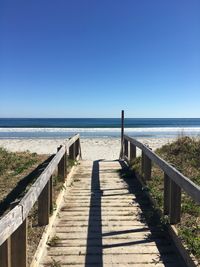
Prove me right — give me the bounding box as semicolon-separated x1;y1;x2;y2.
0;127;200;133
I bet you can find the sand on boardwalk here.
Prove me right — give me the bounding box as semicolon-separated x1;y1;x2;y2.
0;137;175;160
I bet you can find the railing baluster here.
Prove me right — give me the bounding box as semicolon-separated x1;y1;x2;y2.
0;239;11;267
164;173;171;215
11;219;27;267
170;180;181;224
49;175;53;213
130;143;136;162
141;151;145;175
69;143;75;160
144;154;152;180
58;146;66;181
124;139;128;158
38;181;50;226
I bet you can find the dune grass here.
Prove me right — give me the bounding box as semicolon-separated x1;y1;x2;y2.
131;136;200;261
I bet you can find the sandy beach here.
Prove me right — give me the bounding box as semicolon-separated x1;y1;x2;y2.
0;137;175;160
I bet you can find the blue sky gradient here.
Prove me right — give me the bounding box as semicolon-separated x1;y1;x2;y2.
0;0;200;118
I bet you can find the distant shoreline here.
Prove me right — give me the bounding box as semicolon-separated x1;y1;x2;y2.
0;126;200;139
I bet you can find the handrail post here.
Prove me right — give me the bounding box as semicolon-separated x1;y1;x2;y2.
141;151;145;175
38;180;50;226
170;180;181;224
164;173;171;215
75;139;79;159
130;143;136;163
144;154;152;180
49;175;53;213
11;219;27;267
0;239;11;267
58;146;66;181
69;143;75;160
124;139;128;158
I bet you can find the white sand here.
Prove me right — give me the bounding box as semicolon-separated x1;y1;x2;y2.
0;137;176;160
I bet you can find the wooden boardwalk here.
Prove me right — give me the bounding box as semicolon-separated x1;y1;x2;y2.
40;160;185;267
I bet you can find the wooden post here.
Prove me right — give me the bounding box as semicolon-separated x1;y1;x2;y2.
11;219;27;267
49;175;53;213
164;173;171;215
144;155;152;180
58;146;66;181
124;139;128;158
74;140;78;159
0;239;11;267
69;144;75;160
38;181;50;226
78;138;82;159
120;110;124;158
141;151;145;175
130;143;136;162
170;179;181;224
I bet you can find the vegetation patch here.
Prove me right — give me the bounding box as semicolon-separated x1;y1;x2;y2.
131;136;200;262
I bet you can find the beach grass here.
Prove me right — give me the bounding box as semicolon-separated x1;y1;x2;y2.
0;148;50;264
131;136;200;261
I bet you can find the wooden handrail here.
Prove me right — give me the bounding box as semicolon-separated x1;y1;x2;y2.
0;134;81;266
122;134;200;225
123;135;200;204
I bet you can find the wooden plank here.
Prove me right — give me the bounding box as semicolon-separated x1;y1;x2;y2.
144;155;152;180
38;181;50;226
170;180;181;224
0;206;23;246
0;239;11;267
11;219;27;267
164;173;171;215
124;135;200;204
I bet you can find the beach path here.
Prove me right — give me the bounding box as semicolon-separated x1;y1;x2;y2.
40;160;184;267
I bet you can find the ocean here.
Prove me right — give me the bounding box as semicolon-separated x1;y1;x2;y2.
0;118;200;139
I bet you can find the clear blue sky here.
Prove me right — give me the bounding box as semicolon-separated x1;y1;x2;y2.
0;0;200;118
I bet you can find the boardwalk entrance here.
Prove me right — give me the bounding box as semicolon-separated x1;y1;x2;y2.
40;160;184;267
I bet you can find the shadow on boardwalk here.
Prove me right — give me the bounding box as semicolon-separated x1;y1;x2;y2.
84;159;186;267
85;160;103;266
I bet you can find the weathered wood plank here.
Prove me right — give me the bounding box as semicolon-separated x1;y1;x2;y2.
11;219;27;267
164;173;171;215
69;143;75;160
0;206;23;246
38;181;50;226
144;155;152;180
124;139;128;158
130;143;136;161
0;239;11;267
124;135;200;204
58;146;66;181
170;180;181;224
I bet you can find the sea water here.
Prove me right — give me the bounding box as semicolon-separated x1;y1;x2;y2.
0;118;200;139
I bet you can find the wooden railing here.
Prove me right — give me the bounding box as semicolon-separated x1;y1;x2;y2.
0;134;81;267
122;135;200;225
